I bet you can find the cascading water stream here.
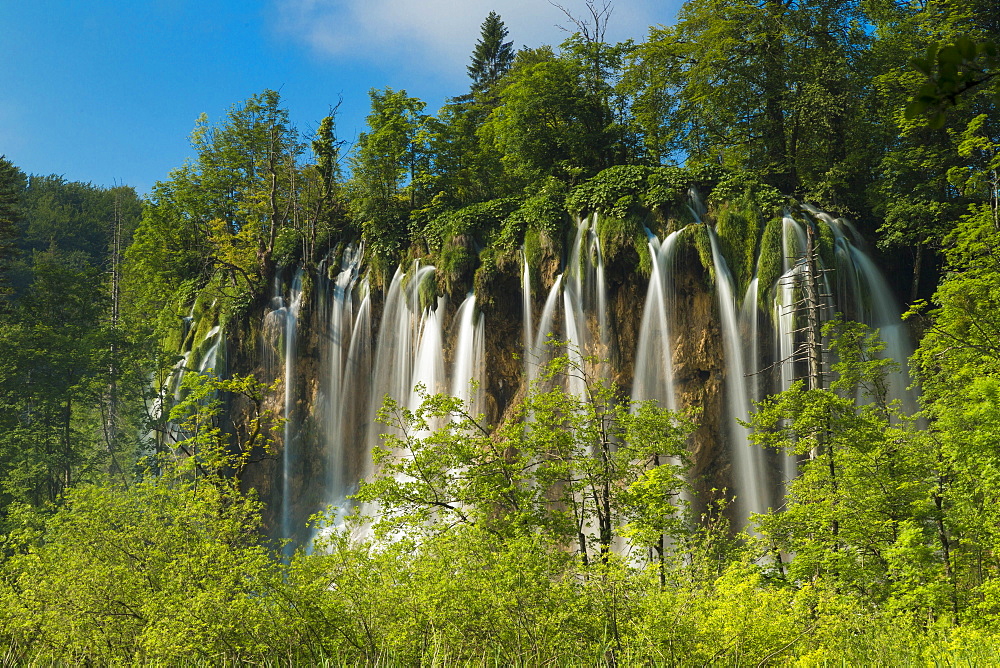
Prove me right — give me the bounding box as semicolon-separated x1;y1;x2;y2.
707;226;768;521
409;296;447;415
451;293;485;415
774;213;807;485
319;245;368;515
529;274;564;386
280;270;303;548
632;230;681;412
522;253;534;384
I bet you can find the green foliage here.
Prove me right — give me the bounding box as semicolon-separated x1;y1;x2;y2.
0;158;25;300
354;351;693;567
421;196;519;252
272;225;303;267
164;371;280;479
479;48;618;186
748;320;943;610
122;89;317;373
0;474;290;663
567;164;716;218
708;171;786;216
0;371;289;663
566;164;654;216
908;37;999;127
495;178;568;252
8;5;1000;663
624;0;873;201
757;215;784;309
0;253;118;514
350;88;430;258
467;12;515;94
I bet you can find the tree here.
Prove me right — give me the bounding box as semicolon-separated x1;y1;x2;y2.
748;320;946;611
479;48;619;185
622;0;874;206
0;256;114;507
354;352;693;570
187;89;303;273
467;12;515;94
349;88;430;259
907;36;999;127
870;0;999;296
0;428;290;662
0;157;25;302
297;112;349;263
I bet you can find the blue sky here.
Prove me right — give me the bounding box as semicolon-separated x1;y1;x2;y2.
1;0;681;196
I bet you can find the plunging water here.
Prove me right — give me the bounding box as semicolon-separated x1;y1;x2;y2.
279;270;303;547
318;245;369;518
707;226;768;521
632;230;681;412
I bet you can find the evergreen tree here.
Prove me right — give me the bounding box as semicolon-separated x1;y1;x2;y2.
467;11;515;93
0;157;25;301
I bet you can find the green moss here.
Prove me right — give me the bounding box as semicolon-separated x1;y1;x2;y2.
185;281;226;372
438;238;476;298
635;234;652;278
757;216;784;310
714;201;762;299
818;219;837;271
365;248;396;291
300;271;314;309
326;241;347;280
472;247;499;310
159;280;197;356
595;211;651;278
418;269;438;312
676;224;714;281
596;214;631;261
524;228;543;273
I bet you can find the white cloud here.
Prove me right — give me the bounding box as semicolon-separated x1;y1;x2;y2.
273;0;672;77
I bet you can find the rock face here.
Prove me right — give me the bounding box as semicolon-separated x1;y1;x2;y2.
667;243;729;517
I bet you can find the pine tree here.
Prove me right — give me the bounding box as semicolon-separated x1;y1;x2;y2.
0;156;25;302
467;11;514;93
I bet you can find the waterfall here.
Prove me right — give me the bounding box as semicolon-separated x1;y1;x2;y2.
761;207;918;493
526;214;610;393
280;270;303;548
632;231;681;411
522;253;533;384
707;227;768;521
276;202;913;546
530;274;564;385
367;264;438;446
741;277;760;406
318;245;368;516
774;213;806;485
409;296;447;413
451;293;485;415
